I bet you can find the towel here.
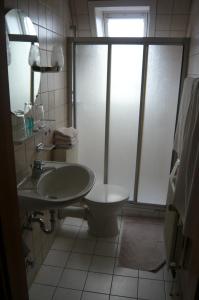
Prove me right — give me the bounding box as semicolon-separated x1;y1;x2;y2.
54;127;78;138
173;78;199;242
53;127;78;149
54;136;78;144
173;77;195;157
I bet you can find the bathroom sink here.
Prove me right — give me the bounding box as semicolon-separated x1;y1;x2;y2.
18;162;95;210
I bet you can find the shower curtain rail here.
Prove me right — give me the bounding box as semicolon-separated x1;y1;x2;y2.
68;37;190;46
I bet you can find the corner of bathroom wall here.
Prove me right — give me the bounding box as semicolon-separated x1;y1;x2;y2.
4;0;73;287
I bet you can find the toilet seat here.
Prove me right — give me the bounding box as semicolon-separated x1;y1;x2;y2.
85;184;129;204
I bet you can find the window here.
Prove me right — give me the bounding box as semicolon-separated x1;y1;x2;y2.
88;1;156;37
104;12;147;37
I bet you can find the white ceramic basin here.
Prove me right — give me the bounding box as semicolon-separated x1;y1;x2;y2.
18;162;95;210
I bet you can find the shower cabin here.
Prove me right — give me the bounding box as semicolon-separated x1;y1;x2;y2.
67;37;189;208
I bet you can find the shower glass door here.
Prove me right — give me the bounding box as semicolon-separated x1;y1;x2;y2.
137;45;183;205
74;39;186;206
75;44;108;184
108;45;143;200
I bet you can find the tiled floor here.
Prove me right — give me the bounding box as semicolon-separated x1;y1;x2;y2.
29;217;173;300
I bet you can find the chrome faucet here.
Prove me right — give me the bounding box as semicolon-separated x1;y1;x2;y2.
31;160;44;179
36;142;55;152
31;160;56;179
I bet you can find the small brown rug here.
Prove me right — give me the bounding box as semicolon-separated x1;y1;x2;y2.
119;216;165;272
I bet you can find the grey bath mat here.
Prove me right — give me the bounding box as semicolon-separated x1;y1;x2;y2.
119;216;165;272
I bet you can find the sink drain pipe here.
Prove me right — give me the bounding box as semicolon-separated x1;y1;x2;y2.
28;210;56;234
58;206;86;220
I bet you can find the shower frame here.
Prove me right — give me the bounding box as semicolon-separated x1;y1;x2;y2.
67;37;190;208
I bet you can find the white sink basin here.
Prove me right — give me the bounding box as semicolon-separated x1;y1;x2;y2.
18;162;95;210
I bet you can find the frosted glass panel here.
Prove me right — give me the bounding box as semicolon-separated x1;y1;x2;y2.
76;45;108;183
138;45;183;205
108;45;143;199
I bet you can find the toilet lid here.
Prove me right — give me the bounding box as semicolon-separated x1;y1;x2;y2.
85;184;129;204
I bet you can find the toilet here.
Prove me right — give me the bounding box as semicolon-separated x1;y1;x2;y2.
84;184;129;237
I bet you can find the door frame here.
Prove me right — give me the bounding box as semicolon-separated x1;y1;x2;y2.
0;1;29;299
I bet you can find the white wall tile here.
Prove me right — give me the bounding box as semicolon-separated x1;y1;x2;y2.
156;14;171;31
77;14;90;30
173;0;191;14
171;15;188;31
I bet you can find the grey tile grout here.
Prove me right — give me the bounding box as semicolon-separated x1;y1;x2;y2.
51;220;83;299
80;235;98;299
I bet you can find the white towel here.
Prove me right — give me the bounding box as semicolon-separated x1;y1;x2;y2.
54;127;78;138
54;136;78;144
173;77;195;157
173;78;199;243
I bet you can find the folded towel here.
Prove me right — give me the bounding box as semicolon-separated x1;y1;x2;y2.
55;141;77;149
54;136;78;144
54;127;78;138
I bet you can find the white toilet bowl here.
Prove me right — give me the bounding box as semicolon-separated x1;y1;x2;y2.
84;184;129;237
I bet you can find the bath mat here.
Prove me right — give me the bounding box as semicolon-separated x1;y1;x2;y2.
119;216;165;272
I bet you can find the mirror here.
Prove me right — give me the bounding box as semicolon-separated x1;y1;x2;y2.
5;9;41;114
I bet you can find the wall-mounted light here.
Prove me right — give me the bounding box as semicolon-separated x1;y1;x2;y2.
29;44;64;73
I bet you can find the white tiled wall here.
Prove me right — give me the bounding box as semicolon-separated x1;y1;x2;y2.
4;0;73;287
187;0;199;76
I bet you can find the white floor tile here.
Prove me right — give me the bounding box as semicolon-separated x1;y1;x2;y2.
110;296;136;300
114;260;138;277
81;291;109;300
51;237;74;251
97;234;119;244
63;217;83;227
84;272;112;294
43;250;69;268
34;265;63;286
53;288;81;300
111;275;138;298
58;225;79;239
73;239;96;254
29;283;55;300
59;268;87;290
89;256;115;274
138;278;165;300
77;227;96;241
139;268;164;280
94;241;117;257
66;253;92;270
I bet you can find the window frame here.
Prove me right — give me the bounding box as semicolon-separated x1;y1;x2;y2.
88;0;156;37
